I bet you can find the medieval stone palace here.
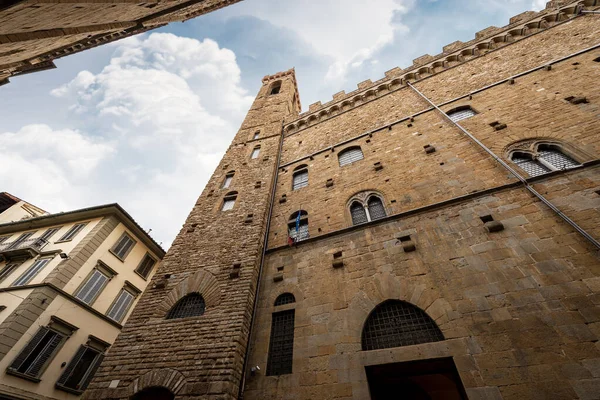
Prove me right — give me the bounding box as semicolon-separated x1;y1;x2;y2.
82;1;600;399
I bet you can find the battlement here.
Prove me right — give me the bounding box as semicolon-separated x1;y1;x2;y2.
262;68;302;111
285;0;592;129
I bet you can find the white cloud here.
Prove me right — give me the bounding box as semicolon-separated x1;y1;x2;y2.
4;32;254;248
531;0;547;11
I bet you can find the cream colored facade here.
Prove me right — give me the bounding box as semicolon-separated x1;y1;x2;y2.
0;193;47;224
0;204;165;400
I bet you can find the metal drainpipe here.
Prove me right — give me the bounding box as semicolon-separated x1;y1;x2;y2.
238;120;286;399
581;11;600;14
407;82;600;251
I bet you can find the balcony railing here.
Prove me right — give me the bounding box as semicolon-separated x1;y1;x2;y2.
0;238;49;259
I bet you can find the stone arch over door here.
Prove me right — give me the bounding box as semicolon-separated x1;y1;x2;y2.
128;368;186;399
156;269;222;317
346;272;452;343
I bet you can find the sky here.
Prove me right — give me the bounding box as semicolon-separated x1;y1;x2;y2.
0;0;549;248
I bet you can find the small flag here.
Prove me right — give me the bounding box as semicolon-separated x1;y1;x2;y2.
295;210;301;233
287;235;295;247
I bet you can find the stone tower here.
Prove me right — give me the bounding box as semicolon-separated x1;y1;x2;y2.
84;70;300;400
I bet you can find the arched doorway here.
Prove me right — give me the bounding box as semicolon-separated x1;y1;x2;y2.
131;386;174;400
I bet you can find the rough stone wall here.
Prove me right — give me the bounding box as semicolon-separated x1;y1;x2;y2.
83;73;298;400
244;12;600;400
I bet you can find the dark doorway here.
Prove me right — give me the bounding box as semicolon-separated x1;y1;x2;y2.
131;386;174;400
365;358;468;400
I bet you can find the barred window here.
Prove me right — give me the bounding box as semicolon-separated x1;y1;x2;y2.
511;153;550;177
266;309;295;376
8;326;65;379
510;144;581;177
275;293;296;306
292;166;308;190
106;289;135;322
135;253;156;279
338;147;364;167
111;232;136;260
12;258;51;286
166;293;206;319
350;202;368;225
58;223;86;242
349;193;386;226
367;196;387;221
56;345;105;392
447;106;477;122
538;146;581;170
288;211;309;242
362;300;444;351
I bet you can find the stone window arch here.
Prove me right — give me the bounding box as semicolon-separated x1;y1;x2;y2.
222;191;237;211
348;191;387;226
447;105;477;122
131;386;175;400
292;164;308;190
508;141;582;177
274;292;296;306
288;210;309;243
269;80;282;95
361;300;444;351
338;146;364;167
166;292;206;319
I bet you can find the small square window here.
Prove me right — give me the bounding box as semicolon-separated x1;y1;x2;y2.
110;233;136;261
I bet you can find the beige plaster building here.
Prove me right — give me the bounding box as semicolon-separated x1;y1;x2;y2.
0;193;48;224
0;203;165;400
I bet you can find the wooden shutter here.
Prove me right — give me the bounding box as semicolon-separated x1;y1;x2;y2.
292;170;308;190
75;270;109;304
79;353;104;390
26;331;63;377
9;326;50;372
0;263;19;283
56;345;86;386
13;258;50;286
338;147;364;166
108;290;134;322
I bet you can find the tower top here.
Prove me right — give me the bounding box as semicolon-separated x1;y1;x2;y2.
263;68;301;112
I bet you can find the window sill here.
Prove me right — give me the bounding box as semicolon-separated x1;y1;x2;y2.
134;270;149;281
108;249;126;262
55;383;84;395
54;239;73;244
6;368;42;383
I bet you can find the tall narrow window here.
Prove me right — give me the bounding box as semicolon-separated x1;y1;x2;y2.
367;196;387;221
253;131;260;140
0;262;21;283
58;223;86;242
106;288;136;322
166;293;206;319
270;81;282;95
56;344;105;393
222;192;237;211
135;253;156;279
8;326;66;379
110;232;136;260
12;258;51;286
266;309;295;376
362;300;444;351
7;232;35;249
74;268;111;305
350;202;368;225
288;211;309;243
447;106;477;122
292;165;308;190
222;172;234;189
338;146;364;167
37;227;61;246
251;146;261;159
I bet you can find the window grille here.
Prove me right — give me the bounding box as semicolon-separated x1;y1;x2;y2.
275;293;296;306
351;202;368;225
222;174;233;189
266;309;295;375
75;269;109;305
0;263;20;283
135;253;156;279
111;233;136;260
362;300;444;351
56;345;104;392
538;148;580;170
367;197;386;221
338;147;364;167
8;232;34;249
166;293;206;319
107;289;135;322
511;154;550;177
12;258;51;286
292;170;308;190
8;326;64;378
448;107;477;122
288;220;309;242
58;223;86;242
251;147;260;159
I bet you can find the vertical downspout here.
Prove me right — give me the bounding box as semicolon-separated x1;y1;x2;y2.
407;82;600;251
238;120;286;399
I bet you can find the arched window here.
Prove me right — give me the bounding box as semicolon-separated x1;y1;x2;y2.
292;165;308;190
166;293;206;319
447;106;477;122
251;146;261;159
349;192;386;225
222;171;234;189
275;293;296;306
510;143;581;177
362;300;444;351
288;211;309;243
338;146;364;167
222;191;237;211
270;81;282;95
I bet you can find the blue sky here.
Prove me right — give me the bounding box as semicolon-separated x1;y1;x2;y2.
0;0;547;247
